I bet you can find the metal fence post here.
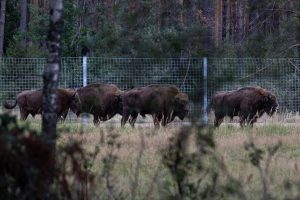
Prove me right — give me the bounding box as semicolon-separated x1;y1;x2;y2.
82;56;88;126
203;57;208;125
83;56;87;87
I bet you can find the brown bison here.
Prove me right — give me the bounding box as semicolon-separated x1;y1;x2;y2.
3;88;78;121
120;84;189;128
210;86;278;127
70;83;122;125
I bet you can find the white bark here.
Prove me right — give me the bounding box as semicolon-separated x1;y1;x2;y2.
42;0;64;147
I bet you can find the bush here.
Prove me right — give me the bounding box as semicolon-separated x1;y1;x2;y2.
0;114;95;199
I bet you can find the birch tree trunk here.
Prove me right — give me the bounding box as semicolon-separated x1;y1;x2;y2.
0;0;7;57
42;0;63;149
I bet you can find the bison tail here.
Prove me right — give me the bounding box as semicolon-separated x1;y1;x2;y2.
3;100;17;109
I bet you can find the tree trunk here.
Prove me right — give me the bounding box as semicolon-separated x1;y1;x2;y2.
107;0;114;23
0;0;6;57
176;0;183;26
43;0;48;12
86;0;95;29
236;0;243;42
42;0;63;149
243;0;249;39
221;0;227;40
229;0;235;40
215;0;222;45
20;0;28;49
34;0;39;15
160;0;169;27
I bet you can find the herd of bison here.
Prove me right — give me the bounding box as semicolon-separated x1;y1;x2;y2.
2;83;279;128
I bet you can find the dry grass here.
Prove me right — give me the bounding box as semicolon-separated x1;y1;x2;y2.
6;111;300;199
53;121;300;199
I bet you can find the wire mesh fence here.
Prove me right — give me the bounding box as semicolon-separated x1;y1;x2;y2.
208;58;300;113
0;57;300;124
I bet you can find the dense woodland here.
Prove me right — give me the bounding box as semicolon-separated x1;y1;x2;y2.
0;0;299;58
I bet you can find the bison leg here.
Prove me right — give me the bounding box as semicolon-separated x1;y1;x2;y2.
249;117;257;127
93;115;100;126
247;114;258;127
214;114;224;127
161;114;169;127
59;109;69;123
121;115;130;127
20;109;29;120
214;118;224;127
239;117;246;127
152;113;163;128
121;107;132;127
129;112;138;127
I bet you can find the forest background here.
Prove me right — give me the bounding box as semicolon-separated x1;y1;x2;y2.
1;0;300;58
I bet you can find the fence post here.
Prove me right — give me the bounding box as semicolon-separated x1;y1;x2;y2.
83;56;87;87
203;57;208;125
82;56;88;126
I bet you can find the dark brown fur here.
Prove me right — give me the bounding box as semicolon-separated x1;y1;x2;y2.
211;86;278;127
3;88;77;121
121;84;189;128
70;83;122;126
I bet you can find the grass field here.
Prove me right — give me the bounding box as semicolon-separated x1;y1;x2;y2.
25;120;297;199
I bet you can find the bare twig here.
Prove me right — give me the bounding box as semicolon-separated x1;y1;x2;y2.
288;59;300;72
180;50;191;90
236;65;269;81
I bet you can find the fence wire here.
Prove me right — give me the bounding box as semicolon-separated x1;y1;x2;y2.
1;57;300;123
208;58;300;112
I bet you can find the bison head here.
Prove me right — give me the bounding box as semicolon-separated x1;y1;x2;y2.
173;92;189;120
70;92;82;116
263;93;278;116
110;93;123;116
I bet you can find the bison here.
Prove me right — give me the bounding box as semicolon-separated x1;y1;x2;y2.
120;84;189;128
210;86;278;127
70;83;122;126
3;88;78;121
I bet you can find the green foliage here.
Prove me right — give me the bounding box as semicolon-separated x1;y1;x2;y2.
2;0;300;58
3;0;215;57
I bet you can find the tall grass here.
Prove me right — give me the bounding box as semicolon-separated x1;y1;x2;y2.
56;122;300;199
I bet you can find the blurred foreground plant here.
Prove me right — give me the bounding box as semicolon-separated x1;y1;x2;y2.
0;113;96;199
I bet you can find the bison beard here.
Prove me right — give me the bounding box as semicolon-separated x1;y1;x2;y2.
120;84;189;128
3;89;77;121
211;87;278;127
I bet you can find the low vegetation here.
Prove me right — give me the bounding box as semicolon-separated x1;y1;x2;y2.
1;113;300;199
